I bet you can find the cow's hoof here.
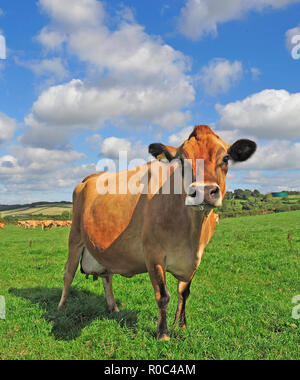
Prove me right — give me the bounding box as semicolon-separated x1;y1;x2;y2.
107;305;120;313
158;334;170;341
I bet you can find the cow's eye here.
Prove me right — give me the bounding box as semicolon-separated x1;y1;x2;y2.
223;155;230;164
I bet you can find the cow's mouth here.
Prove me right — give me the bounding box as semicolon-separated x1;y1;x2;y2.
185;184;222;208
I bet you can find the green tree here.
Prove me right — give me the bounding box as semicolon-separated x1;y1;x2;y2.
251;189;261;198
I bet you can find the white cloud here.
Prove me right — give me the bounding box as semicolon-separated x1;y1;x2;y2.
168;126;193;146
100;137;149;162
38;0;105;30
200;58;243;95
0;145;92;201
23;0;194;149
250;67;261;80
17;57;68;81
178;0;300;40
231;140;300;171
216;89;300;139
241;171;300;192
0;146;86;174
36;27;66;51
0;112;16;144
86;134;103;151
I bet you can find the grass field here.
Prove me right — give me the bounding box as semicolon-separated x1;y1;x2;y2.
0;211;299;360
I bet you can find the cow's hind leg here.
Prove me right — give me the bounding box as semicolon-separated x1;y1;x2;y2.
148;264;170;341
58;233;83;310
174;280;192;329
102;275;119;313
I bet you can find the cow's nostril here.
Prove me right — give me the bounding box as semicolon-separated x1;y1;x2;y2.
209;186;220;199
189;189;197;198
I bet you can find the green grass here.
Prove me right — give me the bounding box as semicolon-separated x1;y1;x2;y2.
0;211;299;360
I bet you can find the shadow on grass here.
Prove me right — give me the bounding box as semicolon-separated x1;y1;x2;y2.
9;287;138;341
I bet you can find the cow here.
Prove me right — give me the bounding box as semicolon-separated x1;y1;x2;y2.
58;125;256;340
0;222;5;230
40;220;54;230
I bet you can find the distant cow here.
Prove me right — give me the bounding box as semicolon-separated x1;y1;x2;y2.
0;222;5;230
58;125;256;340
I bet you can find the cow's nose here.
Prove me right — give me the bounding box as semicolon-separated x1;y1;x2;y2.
204;185;222;206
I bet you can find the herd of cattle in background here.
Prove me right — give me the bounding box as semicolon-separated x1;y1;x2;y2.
0;216;223;232
0;220;72;230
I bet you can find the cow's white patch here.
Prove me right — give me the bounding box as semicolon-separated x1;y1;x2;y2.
81;248;107;275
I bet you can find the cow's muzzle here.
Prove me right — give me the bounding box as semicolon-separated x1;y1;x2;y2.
185;183;222;208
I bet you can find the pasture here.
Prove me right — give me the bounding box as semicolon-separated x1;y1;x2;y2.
0;211;299;360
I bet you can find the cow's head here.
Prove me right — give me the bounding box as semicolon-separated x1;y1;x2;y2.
149;125;256;209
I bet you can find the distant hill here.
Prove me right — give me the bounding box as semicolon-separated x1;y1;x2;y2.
0;201;72;218
0;201;72;212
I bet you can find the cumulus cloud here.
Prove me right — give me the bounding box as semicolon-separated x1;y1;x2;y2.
240;170;300;192
23;0;194;149
250;67;261;80
200;58;243;95
216;89;300;139
100;137;149;162
168;126;193;146
0;112;16;144
231;140;300;171
86;134;103;151
16;57;68;81
0;145;93;202
178;0;300;40
0;146;85;175
38;0;105;29
36;27;67;51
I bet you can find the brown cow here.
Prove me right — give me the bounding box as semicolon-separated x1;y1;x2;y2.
58;125;256;340
0;222;5;230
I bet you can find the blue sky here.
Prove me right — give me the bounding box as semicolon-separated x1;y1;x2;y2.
0;0;300;204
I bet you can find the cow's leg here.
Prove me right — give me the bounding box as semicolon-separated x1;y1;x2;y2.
58;233;83;310
102;275;119;313
174;280;192;329
148;264;171;341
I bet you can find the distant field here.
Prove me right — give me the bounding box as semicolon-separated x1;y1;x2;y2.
0;211;299;360
1;204;72;217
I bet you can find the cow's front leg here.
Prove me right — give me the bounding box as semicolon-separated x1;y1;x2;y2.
148;264;170;341
174;280;192;329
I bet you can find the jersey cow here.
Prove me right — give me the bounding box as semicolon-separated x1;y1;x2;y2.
58;125;256;340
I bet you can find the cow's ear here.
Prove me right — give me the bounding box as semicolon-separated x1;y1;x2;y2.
228;139;257;162
148;143;178;162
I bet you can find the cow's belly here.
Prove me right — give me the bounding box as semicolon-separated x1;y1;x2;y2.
83;238;147;278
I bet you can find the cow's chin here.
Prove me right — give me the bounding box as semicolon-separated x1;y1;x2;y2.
185;196;222;211
189;204;215;212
